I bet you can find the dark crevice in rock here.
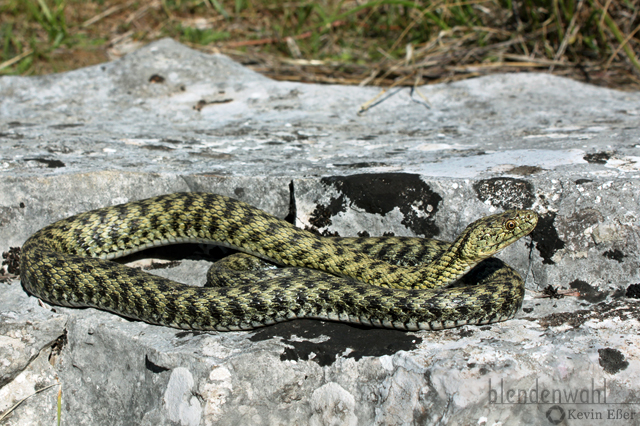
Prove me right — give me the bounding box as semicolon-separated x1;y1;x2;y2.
149;74;165;83
7;121;36;128
249;319;421;367
529;212;565;265
49;123;84;129
24;158;65;168
315;173;442;237
284;180;297;225
0;132;24;139
574;179;593;185
174;330;206;339
48;330;68;365
145;355;169;373
116;243;230;264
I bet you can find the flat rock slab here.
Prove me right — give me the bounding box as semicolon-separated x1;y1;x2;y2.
1;38;640;425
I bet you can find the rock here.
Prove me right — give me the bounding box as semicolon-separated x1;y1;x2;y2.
1;38;639;425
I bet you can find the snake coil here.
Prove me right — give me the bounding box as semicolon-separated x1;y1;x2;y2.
20;192;538;331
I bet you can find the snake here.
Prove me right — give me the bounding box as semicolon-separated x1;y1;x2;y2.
20;192;538;331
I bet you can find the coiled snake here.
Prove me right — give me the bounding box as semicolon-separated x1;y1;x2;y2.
20;192;538;331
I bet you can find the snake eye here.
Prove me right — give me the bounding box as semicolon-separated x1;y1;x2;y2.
505;219;517;230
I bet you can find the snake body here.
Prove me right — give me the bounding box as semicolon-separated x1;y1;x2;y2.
20;192;538;331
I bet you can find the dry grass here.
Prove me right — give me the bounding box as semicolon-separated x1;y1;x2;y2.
1;0;639;90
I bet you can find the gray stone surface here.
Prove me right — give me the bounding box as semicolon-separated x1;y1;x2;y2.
1;38;640;425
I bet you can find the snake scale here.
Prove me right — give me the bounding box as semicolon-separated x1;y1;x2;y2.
20;192;538;331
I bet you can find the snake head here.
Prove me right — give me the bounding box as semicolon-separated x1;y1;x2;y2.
459;209;538;260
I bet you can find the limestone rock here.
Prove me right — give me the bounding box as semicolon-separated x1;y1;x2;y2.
1;39;639;425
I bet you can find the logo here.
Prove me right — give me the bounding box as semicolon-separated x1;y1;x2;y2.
545;405;565;425
487;377;639;423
